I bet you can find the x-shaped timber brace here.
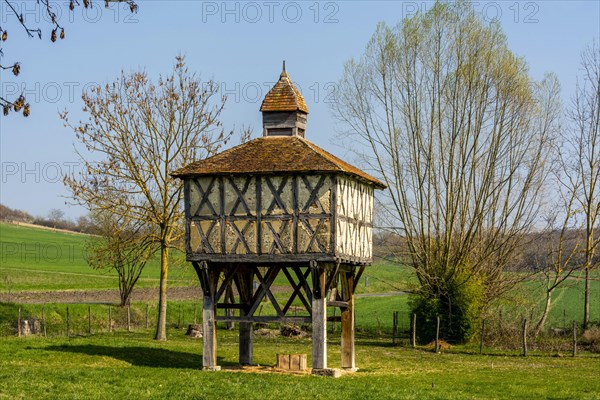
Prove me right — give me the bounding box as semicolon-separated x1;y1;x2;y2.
191;260;365;372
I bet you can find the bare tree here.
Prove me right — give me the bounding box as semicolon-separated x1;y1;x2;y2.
86;209;155;306
61;56;231;340
566;42;600;330
333;3;561;341
0;0;137;116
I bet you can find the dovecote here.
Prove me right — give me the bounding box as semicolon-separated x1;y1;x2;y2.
172;65;386;374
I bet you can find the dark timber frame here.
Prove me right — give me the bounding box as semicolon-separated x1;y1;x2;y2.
192;259;364;371
182;171;373;372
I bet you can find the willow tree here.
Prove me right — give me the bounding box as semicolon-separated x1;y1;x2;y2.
334;2;560;342
62;56;230;340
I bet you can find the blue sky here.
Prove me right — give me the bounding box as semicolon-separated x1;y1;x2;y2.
1;0;599;219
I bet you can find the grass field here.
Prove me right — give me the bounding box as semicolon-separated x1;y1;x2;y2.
0;222;197;291
1;331;599;400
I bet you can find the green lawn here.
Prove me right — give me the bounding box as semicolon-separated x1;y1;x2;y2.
0;331;598;400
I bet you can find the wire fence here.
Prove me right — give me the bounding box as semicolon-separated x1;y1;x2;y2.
2;302;598;355
0;302;201;338
356;310;600;355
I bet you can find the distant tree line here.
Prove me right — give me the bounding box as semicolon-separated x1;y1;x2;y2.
0;203;96;234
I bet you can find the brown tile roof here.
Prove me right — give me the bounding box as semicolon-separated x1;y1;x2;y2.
171;136;386;189
260;70;309;114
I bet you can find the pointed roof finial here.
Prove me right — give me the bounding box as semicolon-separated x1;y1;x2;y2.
261;63;308;114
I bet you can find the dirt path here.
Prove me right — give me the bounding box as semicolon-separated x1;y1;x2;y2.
0;285;297;304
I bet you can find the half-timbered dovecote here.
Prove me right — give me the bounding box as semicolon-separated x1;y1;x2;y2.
172;66;386;374
260;62;308;137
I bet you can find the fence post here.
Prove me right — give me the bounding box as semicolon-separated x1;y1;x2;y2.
332;307;337;333
108;306;112;333
17;307;22;337
435;316;440;353
412;313;417;348
66;307;70;337
179;304;183;329
146;303;149;329
572;320;577;357
42;306;47;338
88;305;92;335
194;304;197;325
127;305;131;332
479;320;485;355
522;319;528;357
498;309;503;333
392;311;399;345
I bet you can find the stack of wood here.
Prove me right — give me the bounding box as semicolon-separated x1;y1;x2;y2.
185;324;203;338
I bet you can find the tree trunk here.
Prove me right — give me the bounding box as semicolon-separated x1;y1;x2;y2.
583;266;590;330
155;244;169;340
534;290;552;337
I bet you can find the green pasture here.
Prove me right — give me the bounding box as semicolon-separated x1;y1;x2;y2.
0;222;196;291
0;331;598;400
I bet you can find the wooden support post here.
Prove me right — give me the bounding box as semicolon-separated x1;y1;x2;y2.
341;271;355;370
202;266;220;371
239;269;254;366
312;264;327;370
203;294;219;370
239;320;253;365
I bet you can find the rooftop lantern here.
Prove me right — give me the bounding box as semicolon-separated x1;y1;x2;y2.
172;64;386;375
260;61;308;137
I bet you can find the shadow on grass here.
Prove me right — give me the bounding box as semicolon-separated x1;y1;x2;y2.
46;344;235;369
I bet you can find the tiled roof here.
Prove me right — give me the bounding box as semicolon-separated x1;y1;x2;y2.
260;70;309;114
171;136;386;189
